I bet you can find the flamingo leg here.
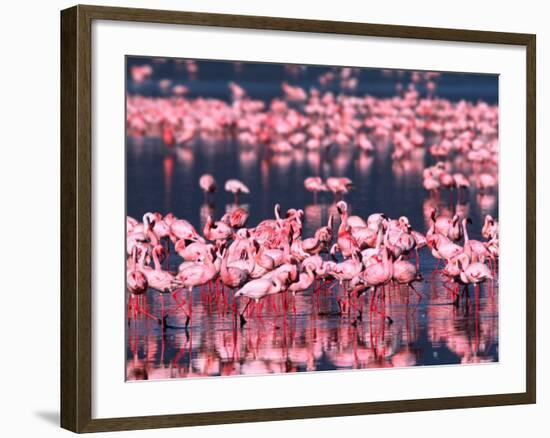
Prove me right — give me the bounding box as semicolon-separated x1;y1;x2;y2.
409;283;423;302
239;298;252;327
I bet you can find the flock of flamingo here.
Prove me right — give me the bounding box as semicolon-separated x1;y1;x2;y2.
127;66;497;189
126;61;499;377
127;171;498;330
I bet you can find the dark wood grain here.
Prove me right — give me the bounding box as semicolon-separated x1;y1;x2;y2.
525;34;536;404
60;4;537;433
60;5;78;432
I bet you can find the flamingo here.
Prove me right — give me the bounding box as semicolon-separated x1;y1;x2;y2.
176;251;222;327
199;173;216;200
455;255;493;307
127;216;138;233
302;217;333;255
362;247;394;324
459;258;493;284
288;265;315;295
219;248;249;290
204;215;233;242
170;218;203;244
304;176;327;202
326;177;353;199
366;213;388;231
392;256;422;300
235;279;283;326
221;207;249;229
332;201;359;258
175;240;211;263
141;245;182;328
476;173;497;193
453;173;470;198
482;215;499;240
225;179;250;204
126;247;148;322
331;251;363;284
462;218;492;263
430;235;463;263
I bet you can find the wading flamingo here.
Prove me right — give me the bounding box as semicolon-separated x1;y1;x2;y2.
304;176;327;202
235;278;283;326
199;173;216;200
225;179;250;204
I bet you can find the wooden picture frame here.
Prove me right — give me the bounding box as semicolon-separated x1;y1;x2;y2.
60;4;536;433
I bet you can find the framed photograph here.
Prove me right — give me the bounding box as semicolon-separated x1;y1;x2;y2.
60;4;536;433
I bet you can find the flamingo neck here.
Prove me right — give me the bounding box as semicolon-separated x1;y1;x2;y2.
138;247;147;268
375;224;384;250
129;246;137;271
245;246;256;272
152;249;161;271
462;220;470;244
338;210;348;235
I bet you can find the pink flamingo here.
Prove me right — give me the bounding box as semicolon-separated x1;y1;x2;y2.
459;258;493;284
126;246;149;321
234;278;283;326
331;251;363;284
332;201;359;258
141;245;182;328
430;235;463;264
476;173;497;193
221;207;249;229
462;218;492;263
288;265;315;295
224;179;250;204
428;209;459;239
301;216;334;255
127;216;138;233
170;218;203;244
347;214;367;229
362;247;394;324
392;256;423;300
411;229;427;269
453;173;470;199
204;215;233;242
423;173;440;194
175;239;211;262
304;176;327;202
482;215;499;240
326;177;353;199
219;248;250;290
176;251;222;327
456;256;493;307
199;174;216;201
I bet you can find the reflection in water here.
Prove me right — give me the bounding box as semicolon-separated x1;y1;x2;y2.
127;271;498;379
126;59;499;380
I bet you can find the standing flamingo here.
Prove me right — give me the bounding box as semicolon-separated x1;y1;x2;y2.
225;179;250;204
199;173;216;201
304;176;327;202
204;215;233;242
326;177;353;199
234;278;284;326
392;256;423;300
288;265;316;295
362;247;394;324
462;218;491;263
141;245;182;328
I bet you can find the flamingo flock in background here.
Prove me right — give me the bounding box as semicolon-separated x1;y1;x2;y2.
127;66;498;203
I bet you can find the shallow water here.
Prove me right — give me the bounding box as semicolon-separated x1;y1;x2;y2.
126;59;499;380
